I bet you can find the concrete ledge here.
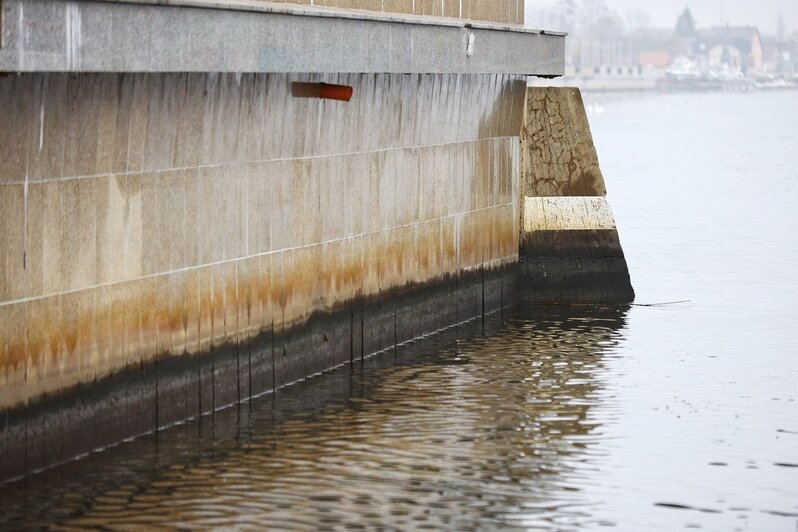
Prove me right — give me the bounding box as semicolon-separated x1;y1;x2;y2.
524;196;618;232
0;0;565;74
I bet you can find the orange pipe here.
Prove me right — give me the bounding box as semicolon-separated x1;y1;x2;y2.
291;82;353;102
318;83;353;101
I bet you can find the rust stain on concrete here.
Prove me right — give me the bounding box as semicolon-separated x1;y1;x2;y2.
0;70;527;479
1;208;517;411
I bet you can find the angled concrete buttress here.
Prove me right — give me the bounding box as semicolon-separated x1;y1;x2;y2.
519;87;634;302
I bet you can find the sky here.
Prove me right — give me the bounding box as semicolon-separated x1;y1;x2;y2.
525;0;798;35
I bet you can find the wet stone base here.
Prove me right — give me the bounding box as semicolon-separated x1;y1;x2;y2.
519;228;634;303
0;266;516;483
519;256;635;303
521;230;626;260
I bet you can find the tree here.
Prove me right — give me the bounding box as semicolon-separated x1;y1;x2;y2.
577;0;624;37
551;0;579;33
675;7;696;38
777;11;786;40
625;9;653;35
535;0;624;37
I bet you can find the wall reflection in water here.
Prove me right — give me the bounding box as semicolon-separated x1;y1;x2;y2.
0;303;629;529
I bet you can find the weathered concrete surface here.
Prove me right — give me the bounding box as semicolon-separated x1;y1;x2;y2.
0;0;565;75
0;72;526;482
118;0;526;25
519;87;634;302
521;88;606;198
274;0;526;24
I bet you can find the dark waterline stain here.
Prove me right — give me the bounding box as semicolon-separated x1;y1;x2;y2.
0;303;630;529
655;503;723;514
3;90;798;530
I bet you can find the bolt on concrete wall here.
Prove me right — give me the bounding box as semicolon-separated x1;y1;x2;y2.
0;73;527;471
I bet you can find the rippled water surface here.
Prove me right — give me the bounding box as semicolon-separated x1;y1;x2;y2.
1;90;797;530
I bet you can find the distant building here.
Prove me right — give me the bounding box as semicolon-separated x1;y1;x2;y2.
762;36;797;78
633;32;689;70
639;51;671;69
693;27;764;73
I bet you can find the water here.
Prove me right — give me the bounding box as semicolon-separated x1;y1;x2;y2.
1;90;797;530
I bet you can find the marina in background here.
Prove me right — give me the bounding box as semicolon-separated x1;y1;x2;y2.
528;4;797;92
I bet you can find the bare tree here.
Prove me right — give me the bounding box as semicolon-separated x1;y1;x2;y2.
625;9;652;35
675;7;697;38
777;11;786;40
532;0;625;38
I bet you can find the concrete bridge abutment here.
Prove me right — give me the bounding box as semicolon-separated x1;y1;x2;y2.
0;1;631;483
0;70;526;482
519;87;634;302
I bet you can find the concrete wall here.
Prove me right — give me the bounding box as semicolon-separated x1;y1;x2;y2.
0;72;526;480
519;87;634;301
0;1;560;75
272;0;525;24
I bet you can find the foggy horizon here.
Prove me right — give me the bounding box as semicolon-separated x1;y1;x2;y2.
525;0;798;35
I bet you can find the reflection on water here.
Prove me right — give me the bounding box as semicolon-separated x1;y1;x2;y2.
2;90;797;530
0;306;628;529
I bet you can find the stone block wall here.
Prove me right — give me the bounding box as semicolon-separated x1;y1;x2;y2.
0;72;526;480
273;0;525;24
519;87;634;302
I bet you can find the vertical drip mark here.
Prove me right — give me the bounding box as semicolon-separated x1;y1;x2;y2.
235;272;241;407
279;307;285;388
23;419;28;480
329;328;334;369
455;270;460;324
500;269;504;318
16;4;23;70
37;100;44;157
65;3;81;70
154;359;159;438
360;295;365;365
197;358;202;426
247;333;252;405
235;329;241;407
270;319;275;395
211;345;216;415
281;347;287;383
23;84;31;270
481;262;486;328
236;339;241;408
183;364;188;423
349;309;354;366
209;278;216;417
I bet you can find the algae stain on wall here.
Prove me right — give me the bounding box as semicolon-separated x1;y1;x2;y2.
0;72;526;417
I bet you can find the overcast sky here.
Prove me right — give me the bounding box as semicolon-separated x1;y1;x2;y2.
525;0;798;35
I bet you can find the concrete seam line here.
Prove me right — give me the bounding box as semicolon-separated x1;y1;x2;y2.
0;136;520;187
0;202;515;309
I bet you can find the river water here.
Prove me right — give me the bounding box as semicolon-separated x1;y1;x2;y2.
1;90;796;530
